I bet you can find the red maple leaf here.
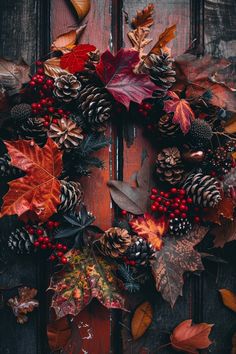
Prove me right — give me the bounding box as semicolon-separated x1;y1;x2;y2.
164;91;195;134
60;44;96;73
0;138;63;222
96;48;156;109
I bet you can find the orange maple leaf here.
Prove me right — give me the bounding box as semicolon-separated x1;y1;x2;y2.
0;138;63;222
164;91;195;134
171;319;213;354
129;213;168;250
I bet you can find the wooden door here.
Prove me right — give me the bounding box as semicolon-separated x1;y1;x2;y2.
0;1;235;353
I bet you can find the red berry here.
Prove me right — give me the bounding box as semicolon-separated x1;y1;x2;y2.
158;206;164;212
63;245;67;251
175;198;181;203
52;118;58;124
28;227;35;235
121;210;127;216
170;213;175;219
181;213;187;219
31;103;38;109
150;194;156;200
160;191;164;196
163;207;167;212
36;60;43;66
181;199;187;204
179;189;186;196
180;205;186;211
34;241;40;247
164;193;169;198
47;220;54;229
58;109;64;115
57;251;63;257
165;201;171;207
151;204;157;211
46;79;53;86
44;237;49;243
172;203;179;209
151;188;158;194
171;188;177;194
49;255;56;262
41;99;47;105
36;229;43;236
57;243;63;250
174;209;180;215
48;107;55;113
54;221;60;228
194;216;200;223
43;121;50;128
37;68;44;74
29;81;36;87
38;236;44;243
61;257;68;264
157;197;162;202
41;244;47;250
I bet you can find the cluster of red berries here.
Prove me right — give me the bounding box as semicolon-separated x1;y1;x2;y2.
41;108;71;128
25;221;68;264
149;187;201;223
138;101;153;117
29;61;54;98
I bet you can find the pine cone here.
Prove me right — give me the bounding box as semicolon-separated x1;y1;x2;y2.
144;50;176;98
18;117;47;147
58;180;83;213
183;172;221;207
169;217;192;237
187;119;213;149
76;77;113;132
54;74;81;103
48;118;83;150
11;103;32;126
0;153;23;179
158;114;180;137
8;227;35;255
124;237;155;266
156;147;185;185
99;227;132;258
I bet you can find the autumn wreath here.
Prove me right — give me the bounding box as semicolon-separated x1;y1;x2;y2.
0;2;236;352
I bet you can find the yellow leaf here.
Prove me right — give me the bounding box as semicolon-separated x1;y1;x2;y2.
131;301;153;340
219;289;236;312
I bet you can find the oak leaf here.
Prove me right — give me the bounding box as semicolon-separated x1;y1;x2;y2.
0;138;63;222
47;317;72;352
49;249;126;319
7;287;39;324
96;49;156;109
130;213;167;250
151;226;208;307
164;91;195;134
108;157;152;215
219;289;236;312
210;218;236;248
173;53;236;112
127;27;153;57
148;24;176;56
202;195;234;225
131;3;154;29
60;44;96;73
131;301;153;340
51;25;87;53
171;319;213;354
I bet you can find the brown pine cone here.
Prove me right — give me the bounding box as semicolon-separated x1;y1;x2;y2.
156;147;184;185
54;74;81;103
158;114;180;137
99;227;132;258
18;117;47;147
48;118;83;150
58;180;83;213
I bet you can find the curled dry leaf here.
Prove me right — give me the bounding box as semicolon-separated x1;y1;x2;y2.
51;25;87;53
7;287;39;324
131;3;154;29
148;24;176;56
151;226;208;307
210;218;236;248
70;0;91;21
202;195;234;225
0;138;63;222
43;57;70;79
130;213;168;251
171;319;213;354
47;316;72;352
164;91;195;134
131;301;153;340
0;58;30;94
219;289;236;312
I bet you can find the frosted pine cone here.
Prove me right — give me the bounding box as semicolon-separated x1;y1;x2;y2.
54;74;81;103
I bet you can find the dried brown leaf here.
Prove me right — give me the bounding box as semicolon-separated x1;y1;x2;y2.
0;58;30;94
219;289;236;312
127;27;152;56
51;25;87;53
43;57;70;78
131;4;154;29
7;287;39;324
202;195;234;225
131;301;153;340
211;218;236;248
70;0;91;21
224;114;236;134
148;24;176;56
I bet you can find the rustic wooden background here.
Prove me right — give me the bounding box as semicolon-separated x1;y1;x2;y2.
0;0;236;353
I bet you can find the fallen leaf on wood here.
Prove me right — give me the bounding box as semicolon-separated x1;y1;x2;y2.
0;138;63;222
148;24;176;56
43;57;70;78
164;91;195;134
108;157;152;215
0;58;30;94
7;287;39;324
128;27;152;57
131;301;153;340
49;249;126;319
232;333;236;354
202;195;234;225
70;0;91;21
60;44;96;73
173;53;236;112
51;25;87;53
130;213;168;250
131;4;154;29
219;289;236;312
96;48;156;109
211;218;236;248
171;319;213;354
47;317;72;352
151;226;208;307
